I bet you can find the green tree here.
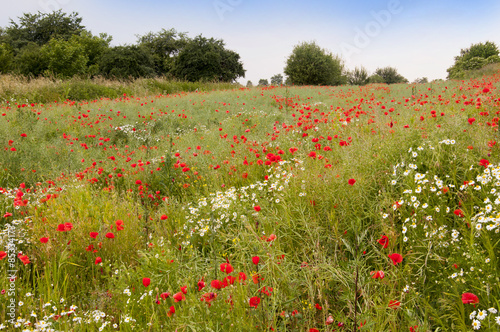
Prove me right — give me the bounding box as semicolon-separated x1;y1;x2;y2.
447;41;500;79
258;79;269;86
367;74;385;84
137;28;189;75
374;67;408;84
171;35;245;82
98;46;155;79
347;66;369;85
5;10;85;50
40;37;88;78
412;77;428;84
0;43;14;73
246;80;253;87
14;43;49;76
284;41;346;86
70;32;112;75
270;74;283;85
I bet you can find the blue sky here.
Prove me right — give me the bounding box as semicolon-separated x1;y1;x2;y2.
2;0;500;84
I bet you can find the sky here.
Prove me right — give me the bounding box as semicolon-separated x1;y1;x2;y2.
2;0;500;85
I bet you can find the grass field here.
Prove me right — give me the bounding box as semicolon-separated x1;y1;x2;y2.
0;74;499;331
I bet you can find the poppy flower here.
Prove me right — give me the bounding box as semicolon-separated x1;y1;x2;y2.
0;251;7;260
197;278;206;291
454;209;464;218
254;205;261;212
89;232;99;239
160;214;168;220
479;159;490;168
252;256;260;265
95;257;102;265
173;292;185;302
105;232;115;239
220;263;234;274
143;278;150;287
388;253;403;265
267;234;276;242
201;292;217;307
378;235;389;248
461;292;479;304
115;220;124;231
40;237;49;243
388;300;401;309
18;254;30;265
370;270;385;279
167;305;175;317
3;212;12;218
348;178;356;186
180;285;187;294
224;275;236;285
57;222;73;232
326;316;334;325
309;329;319;332
238;272;247;282
468;118;476;125
315;303;322;310
249;296;261;308
211;279;222;290
160;292;170;300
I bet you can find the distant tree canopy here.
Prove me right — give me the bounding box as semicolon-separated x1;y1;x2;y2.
270;74;283;85
347;66;369;86
258;79;269;86
0;10;245;82
372;67;408;84
284;41;346;86
447;41;500;79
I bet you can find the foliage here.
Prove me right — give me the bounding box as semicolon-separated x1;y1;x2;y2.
284;41;346;86
98;46;155;79
447;41;500;79
347;66;369;85
137;28;189;76
13;43;49;77
374;66;408;84
246;80;253;87
70;32;112;75
171;35;245;82
4;10;85;50
368;74;385;84
0;43;14;74
270;74;283;86
412;77;428;84
258;78;269;86
40;38;89;78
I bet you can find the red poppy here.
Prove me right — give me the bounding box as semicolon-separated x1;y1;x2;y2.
220;263;234;274
252;256;260;265
135;180;142;185
105;232;115;239
197;278;206;291
388;253;403;265
378;235;389;248
89;232;99;239
160;292;170;300
3;212;12;218
224;275;236;285
95;257;102;265
18;254;30;265
468;118;476;125
454;209;464;218
180;285;187;294
309;329;319;332
211;279;222;289
461;292;479;304
409;325;418;332
254;205;261;212
388;300;401;309
348;178;356;186
173;292;185;302
167;305;175;317
57;222;73;232
201;292;217;307
115;220;124;231
160;214;168;220
370;270;385;279
249;296;261;308
143;278;150;287
479;159;490;168
238;272;247;282
267;234;276;242
40;237;49;243
315;303;322;310
0;251;7;260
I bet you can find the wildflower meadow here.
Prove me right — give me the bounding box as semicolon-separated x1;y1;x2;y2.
0;75;499;331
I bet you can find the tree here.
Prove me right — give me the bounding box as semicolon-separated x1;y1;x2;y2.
412;77;428;84
447;41;500;79
246;80;253;87
171;35;245;82
5;10;85;50
71;32;112;75
258;79;269;86
347;66;369;85
14;43;49;76
0;43;14;73
367;74;385;84
40;37;88;78
270;74;283;85
284;41;346;86
137;28;189;75
98;46;155;79
374;67;408;84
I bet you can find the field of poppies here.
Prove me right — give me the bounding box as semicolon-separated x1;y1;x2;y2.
0;75;499;331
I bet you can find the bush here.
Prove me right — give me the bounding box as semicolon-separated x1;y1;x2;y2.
347;66;369;85
98;46;155;79
0;43;14;74
284;41;346;86
447;41;499;79
41;38;89;78
374;67;408;84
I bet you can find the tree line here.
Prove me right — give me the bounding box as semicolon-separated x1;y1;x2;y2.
0;10;245;81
